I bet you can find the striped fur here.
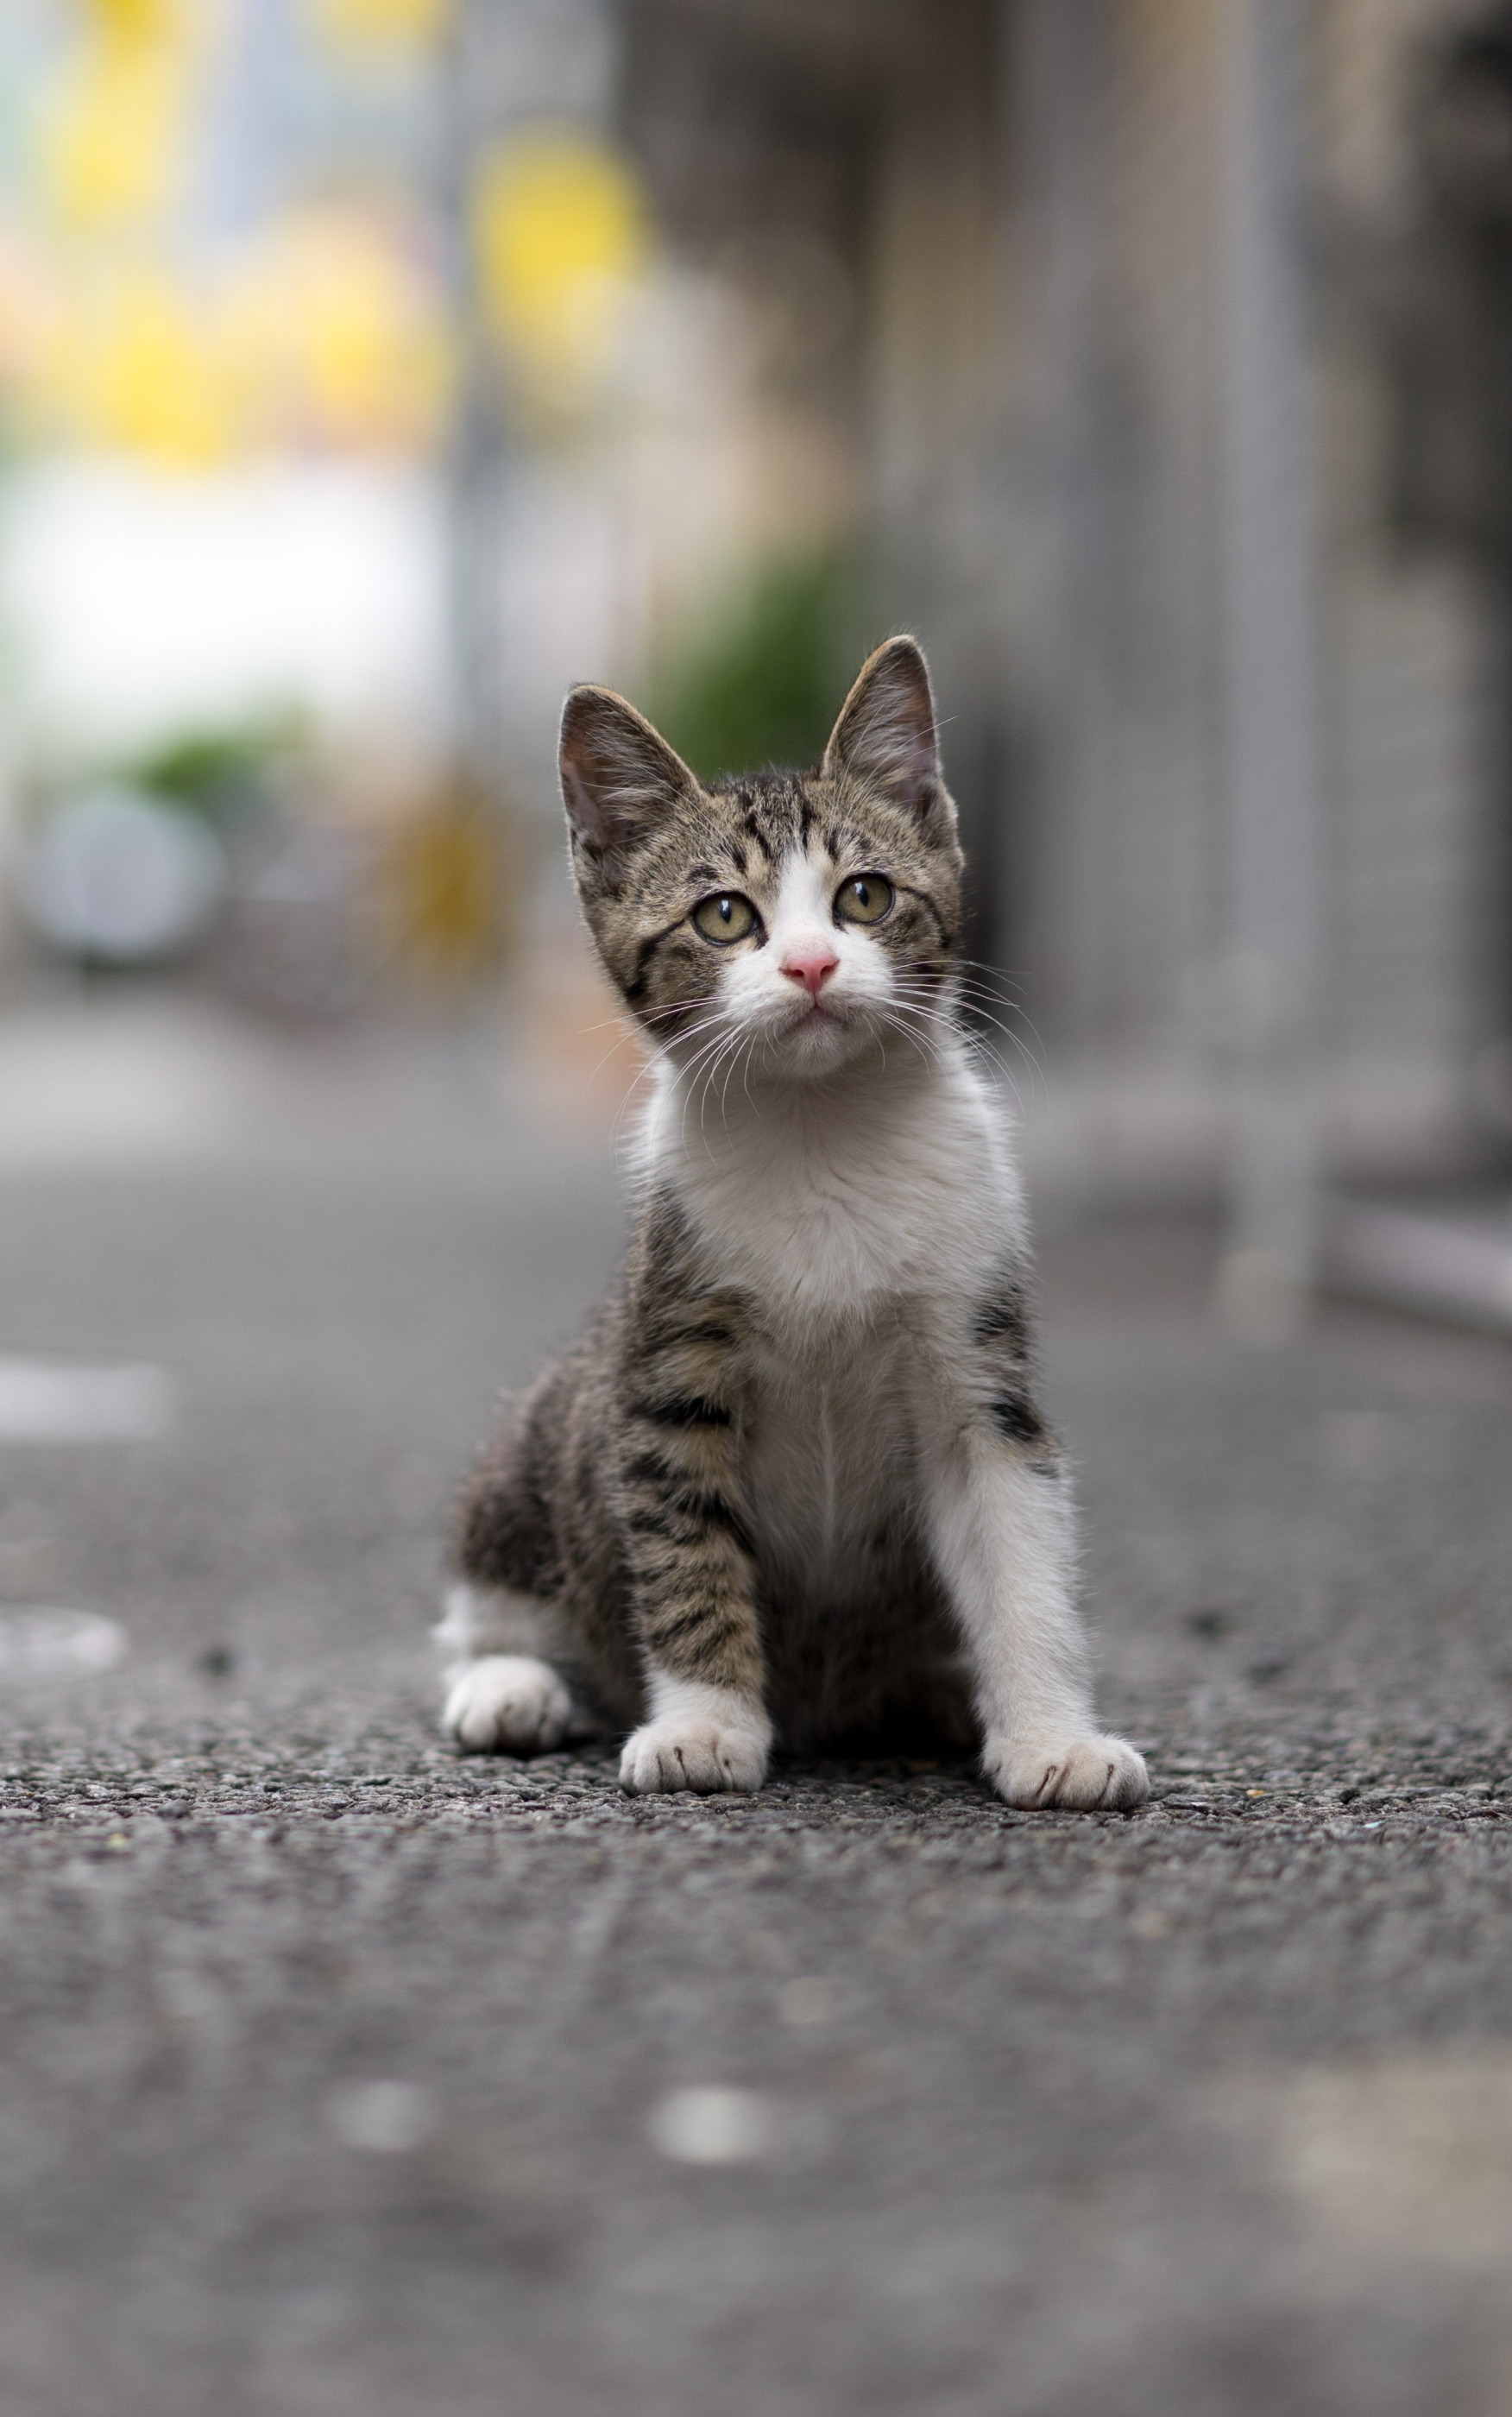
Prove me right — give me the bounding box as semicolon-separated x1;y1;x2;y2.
442;639;1149;1810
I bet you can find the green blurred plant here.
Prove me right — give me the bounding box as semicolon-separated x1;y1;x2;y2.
649;553;864;784
117;711;309;820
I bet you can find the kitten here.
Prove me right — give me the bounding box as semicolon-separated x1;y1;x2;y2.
437;637;1149;1810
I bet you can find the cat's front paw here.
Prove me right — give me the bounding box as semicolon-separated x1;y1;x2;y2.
620;1717;768;1795
986;1732;1150;1811
443;1654;573;1754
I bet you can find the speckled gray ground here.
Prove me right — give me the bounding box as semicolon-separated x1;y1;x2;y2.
1;1008;1510;2417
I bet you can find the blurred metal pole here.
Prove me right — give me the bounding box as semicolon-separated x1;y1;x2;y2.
438;0;504;800
1009;0;1115;1050
1215;0;1324;1341
435;0;618;816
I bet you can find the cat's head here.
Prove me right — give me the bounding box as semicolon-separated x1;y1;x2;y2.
558;637;964;1082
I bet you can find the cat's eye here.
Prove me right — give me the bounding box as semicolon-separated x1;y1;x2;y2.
835;874;894;926
691;892;759;945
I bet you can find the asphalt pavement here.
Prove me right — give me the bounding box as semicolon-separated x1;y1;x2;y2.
1;992;1510;2417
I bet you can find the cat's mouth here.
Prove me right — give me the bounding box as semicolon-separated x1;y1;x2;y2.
766;994;876;1067
778;994;847;1037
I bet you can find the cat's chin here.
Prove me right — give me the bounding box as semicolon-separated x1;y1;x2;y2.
760;1004;879;1080
763;1010;869;1077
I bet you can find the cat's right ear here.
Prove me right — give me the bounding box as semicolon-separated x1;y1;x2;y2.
558;686;699;892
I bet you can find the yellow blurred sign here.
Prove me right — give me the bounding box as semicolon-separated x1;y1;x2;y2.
16;208;449;467
472;130;647;412
221;209;452;454
310;0;449;55
40;0;197;231
80;0;183;35
51;262;229;462
0;0;454;464
374;780;512;983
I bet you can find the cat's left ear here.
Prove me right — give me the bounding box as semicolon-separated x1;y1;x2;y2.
559;685;700;892
822;636;954;842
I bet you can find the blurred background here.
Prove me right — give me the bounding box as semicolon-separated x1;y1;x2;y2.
2;0;1511;1314
7;22;1512;2408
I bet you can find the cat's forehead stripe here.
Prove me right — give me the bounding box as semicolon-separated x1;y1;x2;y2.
714;770;816;863
677;773;947;897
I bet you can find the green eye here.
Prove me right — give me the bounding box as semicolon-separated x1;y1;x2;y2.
691;892;759;945
835;874;894;925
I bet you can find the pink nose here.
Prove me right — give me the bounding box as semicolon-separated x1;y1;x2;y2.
779;943;839;998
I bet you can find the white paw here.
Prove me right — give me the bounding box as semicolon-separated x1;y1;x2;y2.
620;1717;769;1796
986;1732;1150;1811
442;1655;573;1754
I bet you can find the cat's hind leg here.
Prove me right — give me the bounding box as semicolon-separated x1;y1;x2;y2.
435;1583;595;1755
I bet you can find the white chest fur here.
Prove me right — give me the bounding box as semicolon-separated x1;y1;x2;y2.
639;1045;1028;1605
640;1042;1024;1333
739;1315;918;1600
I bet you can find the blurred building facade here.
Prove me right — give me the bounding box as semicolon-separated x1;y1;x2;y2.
3;0;1509;1191
587;0;1509;1184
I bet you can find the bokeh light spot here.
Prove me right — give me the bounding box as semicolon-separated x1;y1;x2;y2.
472;129;648;410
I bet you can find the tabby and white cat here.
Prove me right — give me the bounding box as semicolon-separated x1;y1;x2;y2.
438;638;1149;1810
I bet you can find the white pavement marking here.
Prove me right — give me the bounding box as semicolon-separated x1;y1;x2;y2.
327;2081;438;2155
0;1609;126;1678
646;2086;776;2166
777;1975;836;2027
0;1358;174;1442
0;1013;242;1170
